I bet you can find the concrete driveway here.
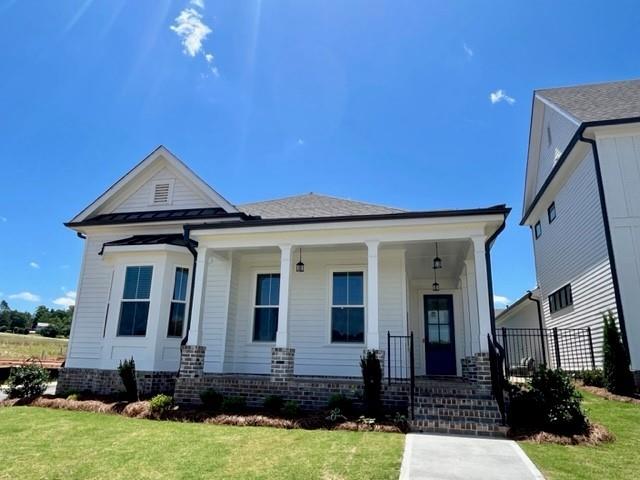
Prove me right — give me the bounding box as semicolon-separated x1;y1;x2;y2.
400;433;544;480
0;382;57;401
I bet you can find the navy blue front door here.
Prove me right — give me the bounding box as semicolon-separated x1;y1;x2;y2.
424;295;456;375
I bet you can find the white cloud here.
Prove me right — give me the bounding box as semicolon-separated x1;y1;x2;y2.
463;43;473;58
53;290;76;308
9;291;41;302
205;53;213;63
489;89;516;105
190;0;204;7
493;295;511;307
29;261;40;269
170;7;212;57
0;216;6;222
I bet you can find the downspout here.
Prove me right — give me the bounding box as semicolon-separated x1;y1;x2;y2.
181;225;198;347
528;290;547;366
484;213;508;338
579;134;631;355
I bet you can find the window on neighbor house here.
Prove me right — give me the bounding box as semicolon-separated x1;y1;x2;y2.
167;267;189;337
253;273;280;342
331;272;365;343
534;221;542;239
549;284;573;314
118;266;153;336
548;202;556;224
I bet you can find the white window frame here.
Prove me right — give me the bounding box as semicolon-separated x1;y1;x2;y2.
251;269;280;344
117;264;154;337
149;179;175;206
167;265;190;338
327;266;367;345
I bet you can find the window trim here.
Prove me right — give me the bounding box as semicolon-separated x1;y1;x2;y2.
117;264;154;337
548;284;573;314
167;265;190;338
328;267;367;345
251;270;281;343
534;221;542;239
547;202;556;224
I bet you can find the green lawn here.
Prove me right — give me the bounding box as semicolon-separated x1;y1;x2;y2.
0;333;67;361
520;391;640;479
0;407;404;480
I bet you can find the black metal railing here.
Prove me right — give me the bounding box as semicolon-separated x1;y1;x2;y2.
498;327;596;379
387;331;415;419
487;334;507;424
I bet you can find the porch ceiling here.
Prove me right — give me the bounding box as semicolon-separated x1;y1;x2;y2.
400;240;470;281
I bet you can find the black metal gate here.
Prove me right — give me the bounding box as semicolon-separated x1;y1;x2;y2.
387;331;415;418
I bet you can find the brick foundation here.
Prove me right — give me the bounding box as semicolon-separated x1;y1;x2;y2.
633;370;640;387
174;373;409;411
179;345;206;378
55;368;176;396
461;353;492;392
270;347;295;382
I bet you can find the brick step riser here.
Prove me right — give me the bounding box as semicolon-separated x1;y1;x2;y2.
414;409;502;419
409;423;508;438
414;400;499;409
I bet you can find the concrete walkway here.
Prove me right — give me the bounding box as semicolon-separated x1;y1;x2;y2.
400;433;544;480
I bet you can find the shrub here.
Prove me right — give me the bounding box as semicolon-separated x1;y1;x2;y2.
360;350;383;418
66;393;80;401
3;362;49;399
579;369;605;388
117;357;138;402
263;395;284;414
38;325;59;338
221;396;246;413
327;393;353;416
200;388;223;410
509;366;587;434
282;400;300;418
602;311;635;395
149;394;173;418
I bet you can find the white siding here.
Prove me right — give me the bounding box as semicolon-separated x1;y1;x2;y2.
201;255;232;372
534;105;578;196
598;133;640;370
114;167;214;212
532;149;617;366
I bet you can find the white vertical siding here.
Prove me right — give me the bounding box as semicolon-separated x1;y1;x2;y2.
597;133;640;370
201;255;232;372
113;167;215;212
532;149;617;366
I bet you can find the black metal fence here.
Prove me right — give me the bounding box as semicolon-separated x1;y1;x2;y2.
487;334;507;424
498;327;596;379
387;331;415;418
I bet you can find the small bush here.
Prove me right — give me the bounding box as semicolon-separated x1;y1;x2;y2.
200;388;223;410
327;393;353;416
579;369;605;388
117;357;138;402
3;362;50;399
282;400;300;418
602;311;635;395
509;366;587;435
66;393;80;401
38;325;59;338
263;395;284;414
221;396;246;413
360;350;383;418
149;394;173;417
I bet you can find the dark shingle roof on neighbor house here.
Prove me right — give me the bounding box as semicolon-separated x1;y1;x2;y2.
536;78;640;123
239;193;405;219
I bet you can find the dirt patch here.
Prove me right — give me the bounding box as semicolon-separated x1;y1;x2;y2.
579;385;640;404
509;423;614;446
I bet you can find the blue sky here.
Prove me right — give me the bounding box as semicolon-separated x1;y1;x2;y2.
1;0;639;312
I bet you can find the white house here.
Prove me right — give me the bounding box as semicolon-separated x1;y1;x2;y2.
521;79;640;383
58;146;509;435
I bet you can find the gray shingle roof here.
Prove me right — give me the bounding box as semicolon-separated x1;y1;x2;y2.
536;79;640;123
239;193;405;219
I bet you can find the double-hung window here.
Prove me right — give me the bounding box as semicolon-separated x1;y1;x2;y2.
534;221;542;239
331;272;365;343
118;266;153;336
167;267;189;337
253;273;280;342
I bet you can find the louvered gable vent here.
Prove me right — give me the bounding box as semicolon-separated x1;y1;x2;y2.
153;182;172;204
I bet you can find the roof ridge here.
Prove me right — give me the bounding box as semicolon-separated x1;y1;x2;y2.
239;192;405;212
535;77;640;94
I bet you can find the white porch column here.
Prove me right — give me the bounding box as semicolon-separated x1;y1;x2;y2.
472;236;492;352
187;247;209;346
465;258;480;354
275;244;292;348
366;241;380;350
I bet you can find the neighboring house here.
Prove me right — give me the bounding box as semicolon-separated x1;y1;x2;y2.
495;290;543;331
57;146;510;434
521;79;640;383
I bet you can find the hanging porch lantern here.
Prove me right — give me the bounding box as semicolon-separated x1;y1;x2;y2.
295;248;305;273
433;242;442;270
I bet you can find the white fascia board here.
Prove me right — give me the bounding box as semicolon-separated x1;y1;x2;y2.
101;244;191;256
534;94;582;126
591;122;640;140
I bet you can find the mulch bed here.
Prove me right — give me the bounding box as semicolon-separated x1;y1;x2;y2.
578;384;640;404
509;423;614;446
0;395;405;433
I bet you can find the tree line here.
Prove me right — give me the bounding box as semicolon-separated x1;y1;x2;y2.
0;300;73;338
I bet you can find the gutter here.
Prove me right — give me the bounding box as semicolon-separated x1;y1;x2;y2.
484;212;509;338
528;290;547;365
181;225;199;347
578;134;631;355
